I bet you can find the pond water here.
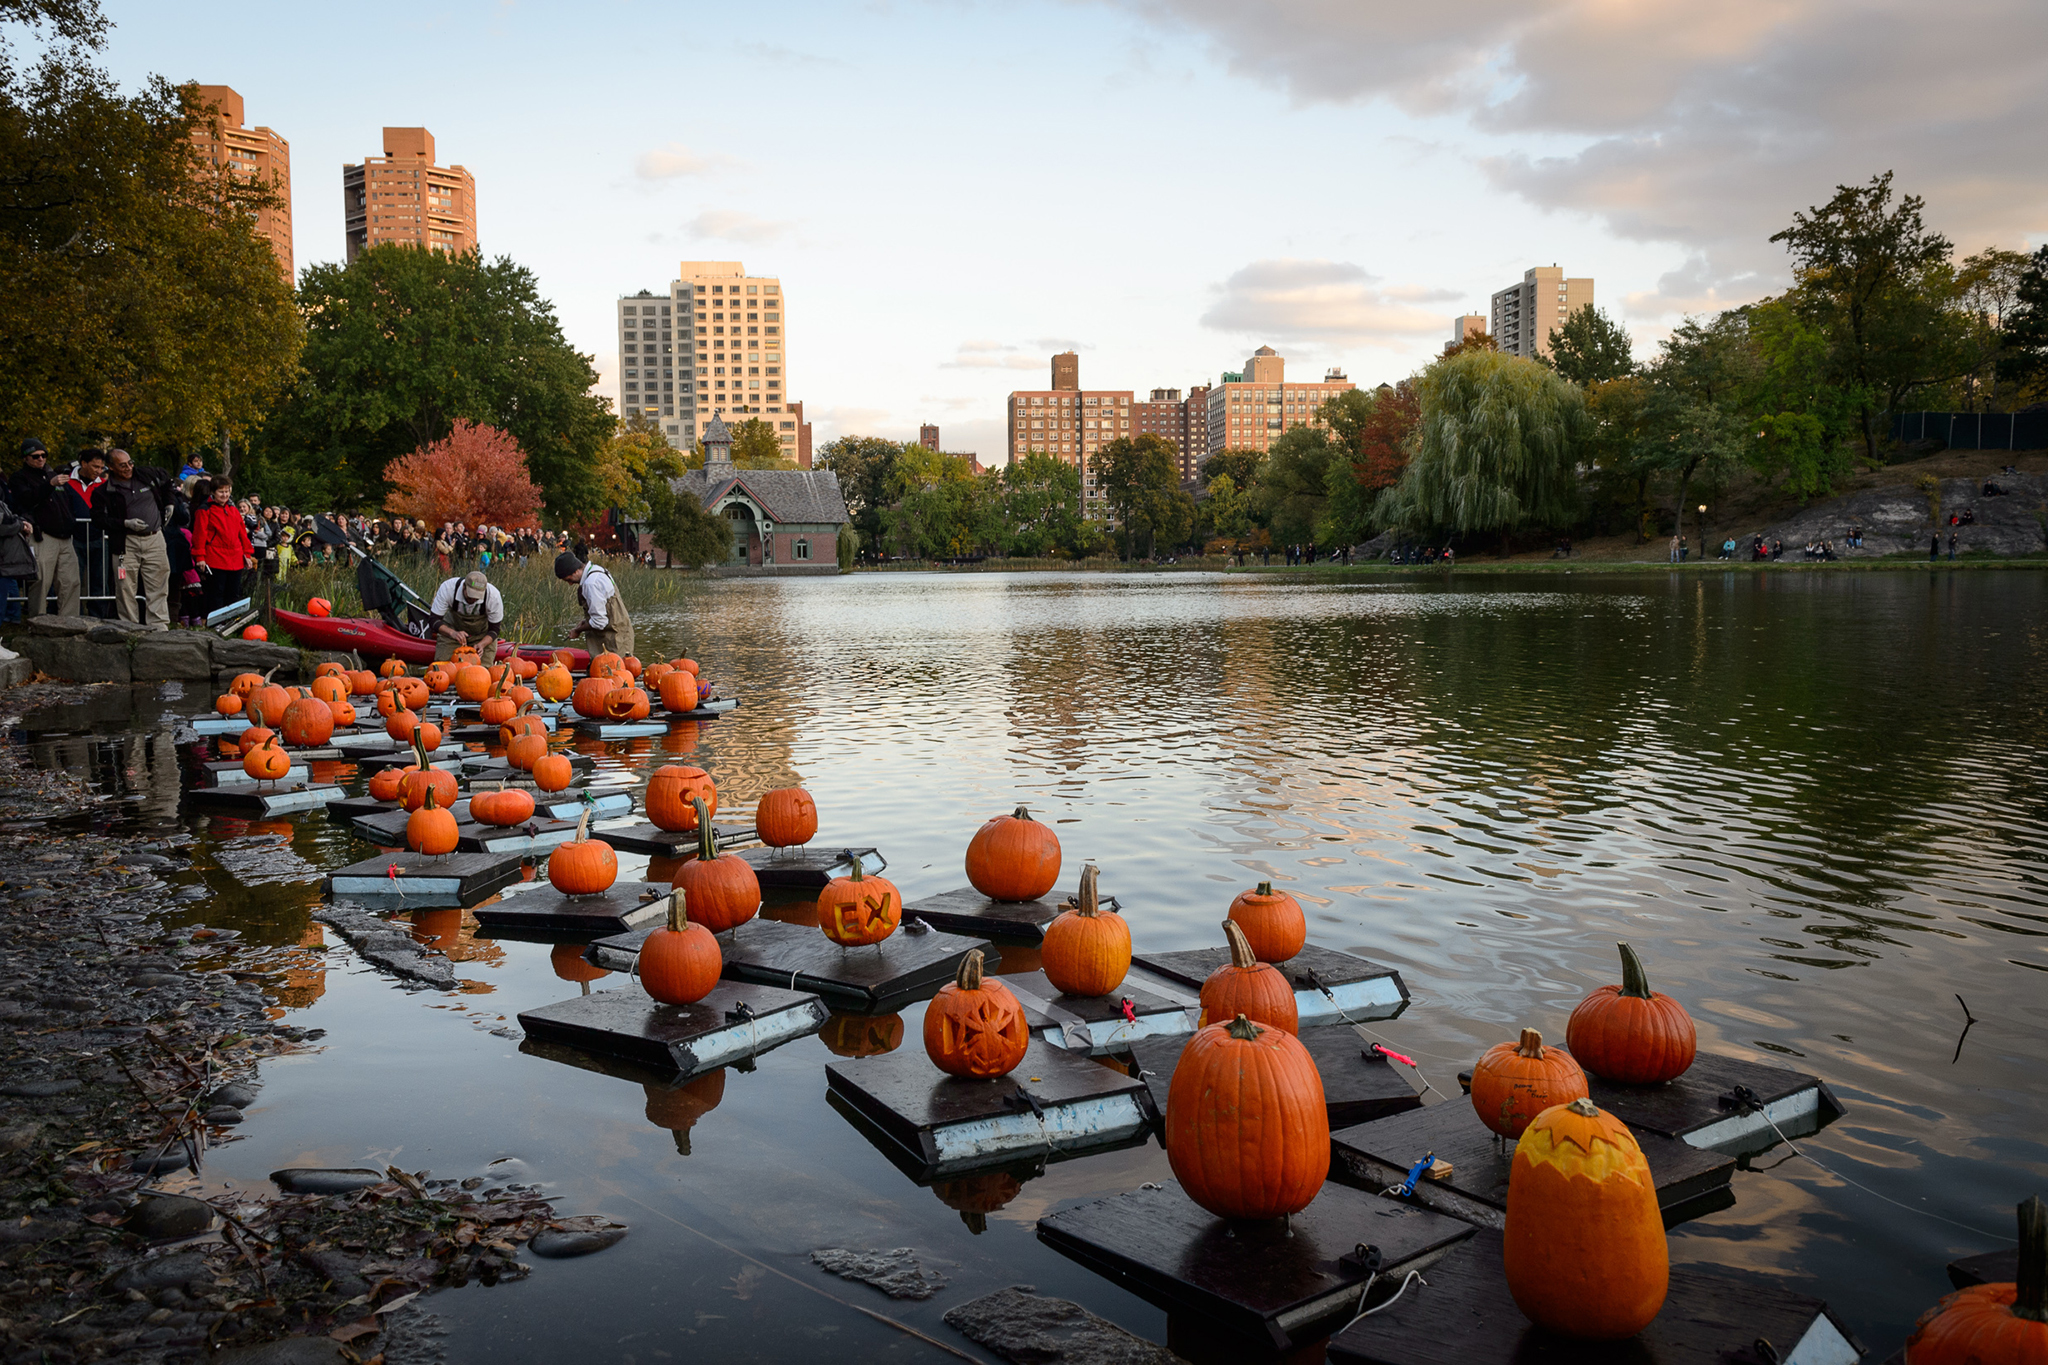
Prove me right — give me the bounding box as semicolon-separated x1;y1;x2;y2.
16;568;2048;1361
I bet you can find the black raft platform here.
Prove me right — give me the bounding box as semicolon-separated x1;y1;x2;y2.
1329;1098;1737;1231
325;851;526;907
517;981;827;1079
1000;971;1193;1054
1585;1051;1846;1158
1132;943;1409;1026
903;884;1124;944
1131;1022;1423;1132
826;1038;1158;1178
737;845;883;890
472;882;670;940
1324;1228;1863;1365
188;782;343;817
594;821;760;857
1038;1180;1475;1351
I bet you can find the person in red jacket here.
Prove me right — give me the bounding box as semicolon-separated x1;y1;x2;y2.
190;477;254;619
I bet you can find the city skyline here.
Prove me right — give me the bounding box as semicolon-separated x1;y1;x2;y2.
92;0;2047;461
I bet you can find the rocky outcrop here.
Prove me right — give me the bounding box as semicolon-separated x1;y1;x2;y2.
16;617;314;685
1748;474;2047;558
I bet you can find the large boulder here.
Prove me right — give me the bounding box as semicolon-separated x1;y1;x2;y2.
21;633;130;683
132;631;217;681
26;615;92;637
214;637;302;677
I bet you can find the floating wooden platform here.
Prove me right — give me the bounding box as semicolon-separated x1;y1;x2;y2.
588;916;993;1012
594;821;761;856
570;719;668;740
197;758;309;788
191;715;247;736
1947;1245;2018;1290
1132;943;1410;1025
999;970;1192;1054
664;698;738;722
1329;1098;1736;1231
351;806;581;855
325;793;397;824
445;714;558;742
737;845;883;890
354;743;464;773
472;881;670;939
326;851;527;906
518;981;827;1079
189;782;342;817
1585;1052;1846;1157
452;700;565;720
460;784;635;821
1324;1228;1862;1365
827;1039;1157;1178
460;753;596;779
902;884;1125;944
1039;1180;1474;1351
1132;1023;1424;1132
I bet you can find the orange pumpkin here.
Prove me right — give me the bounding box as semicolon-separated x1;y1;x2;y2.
639;891;721;1005
479;692;517;727
533;753;574;792
674;799;759;933
657;670;700;713
548;811;618;895
241;737;292;784
327;698;358;728
1166;1014;1329;1221
965;805;1062;902
421;664;454;695
247;681;291;727
410;720;443;751
406;785;460;856
506;684;535;706
309;675;348;705
500;710;547;744
241;624;266;641
1226;880;1306;964
1566;942;1697;1085
392;676;429;711
536;663;574;702
923;949;1028;1079
386;708;422;743
367;765;410;802
229;671;267;698
374;684;401;719
510;655;539;681
454;663;493;702
1503;1098;1669;1338
603;685;652;721
818;855;902;948
315;661;348;679
1199;920;1297;1034
622;654;642;677
755;786;817;848
1903;1196;2047;1365
470;783;536;827
1471;1027;1589;1139
674;657;699;675
449;644;481;666
379;658;408;678
506;732;549;772
571;675;618;719
399;761;457;814
590;651;625;679
646;765;717;832
643;661;675;685
213;692;243;716
280;695;335;748
237;724;276;751
1041;864;1129;997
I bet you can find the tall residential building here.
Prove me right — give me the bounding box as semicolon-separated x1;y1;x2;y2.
1489;266;1592;360
1205;347;1355;456
343;128;476;263
1132;386;1212;488
1451;314;1487;348
919;424;940;451
617;261;801;462
188;85;292;279
1006;354;1131;518
1050;352;1080;392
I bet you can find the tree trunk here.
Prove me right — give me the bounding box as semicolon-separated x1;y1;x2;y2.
221;426;234;482
1859;404;1878;466
1674;462;1695;560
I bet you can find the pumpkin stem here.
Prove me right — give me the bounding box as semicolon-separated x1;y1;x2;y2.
1013;805;1032;821
423;784;438;811
574;808;590;843
667;887;688;933
847;854;865;883
1223;919;1258;970
1257;880;1273;896
2019;1194;2047;1322
1565;1097;1599;1117
1076;863;1099;917
955;948;984;992
412;729;430;768
1515;1027;1546;1059
1226;1013;1263;1041
1617;942;1654;999
693;797;716;862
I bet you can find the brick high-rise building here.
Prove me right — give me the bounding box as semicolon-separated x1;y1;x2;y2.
1007;354;1130;520
919;424;940;451
616;261;799;461
787;400;813;469
343;127;476;262
1489;266;1592;360
1050;352;1079;392
188;85;292;279
1132;386;1212;488
1205;348;1355;457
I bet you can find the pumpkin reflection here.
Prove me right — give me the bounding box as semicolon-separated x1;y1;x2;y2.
410;908;463;950
551;942;608;994
274;921;328;1011
663;721;700;757
645;853;689;885
932;1170;1022;1235
642;1070;726;1155
818;1012;904;1058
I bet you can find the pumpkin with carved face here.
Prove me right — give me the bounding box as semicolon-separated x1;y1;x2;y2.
923;950;1029;1079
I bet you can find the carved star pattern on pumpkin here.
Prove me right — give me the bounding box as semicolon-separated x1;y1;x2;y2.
947;998;1026;1068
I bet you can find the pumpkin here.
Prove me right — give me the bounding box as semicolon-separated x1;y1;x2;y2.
305;597;332;617
237;724;276;751
923;949;1028;1079
550;942;608;984
1903;1195;2047;1364
603;685;652;721
1041;864;1129;997
470;782;536;827
240;624;267;641
1166;1013;1330;1221
229;671;267;699
965;805;1062;902
1471;1027;1589;1139
642;1071;725;1155
507;732;549;771
548;810;618;895
392;676;429;710
386;708;422;742
643;661;675;685
622;654;642;677
506;684;535;706
454;663;493;702
348;669;378;696
638;890;721;1005
1566;942;1697;1085
1503;1097;1669;1338
756;786;818;848
398;732;457;812
1227;880;1306;964
657;670;700;713
374;685;401;719
536;663;574;702
1199;920;1297;1033
452;643;482;663
533;753;574;792
247;680;291;727
500;711;548;744
551;650;576;668
819;1012;904;1057
571;675;618;718
647;765;718;832
327;699;357;728
241;737;292;784
674;657;699;675
410;720;443;750
213;692;243;716
379;658;408;678
310;675;348;705
280;695;335;748
406;785;460;856
510;655;539;681
421;664;454;694
674;798;759;933
315;661;348;679
817;854;902;948
367;765;409;802
479;691;517;727
590;651;626;679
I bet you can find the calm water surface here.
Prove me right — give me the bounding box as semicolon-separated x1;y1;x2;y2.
19;569;2048;1361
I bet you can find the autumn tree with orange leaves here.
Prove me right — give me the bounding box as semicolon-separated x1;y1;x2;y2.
385;421;543;528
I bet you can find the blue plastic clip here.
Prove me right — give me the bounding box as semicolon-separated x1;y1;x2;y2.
1391;1151;1436;1198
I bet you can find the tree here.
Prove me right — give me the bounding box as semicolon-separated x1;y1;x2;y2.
1097;435;1190;558
1442;330;1499;359
1000;452;1085;557
1322;381;1422;544
643;449;729;568
1996;246;2048;400
1584;376;1660;539
731;416;794;469
814;435;900;557
1643;315;1757;537
259;245;611;517
1200;448;1265;491
1205;474;1255;542
1543;304;1635;386
1381;350;1588;542
1741;299;1860;498
385;420;543;529
1257;426;1339;548
591;420;668;521
1951;248;2033;411
883;444;981;558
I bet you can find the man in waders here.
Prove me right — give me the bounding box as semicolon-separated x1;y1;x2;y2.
428;568;503;661
555;552;632;659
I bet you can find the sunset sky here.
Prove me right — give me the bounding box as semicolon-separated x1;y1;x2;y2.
97;0;2048;459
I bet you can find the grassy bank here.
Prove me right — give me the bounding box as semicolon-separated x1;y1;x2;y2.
278;556;707;642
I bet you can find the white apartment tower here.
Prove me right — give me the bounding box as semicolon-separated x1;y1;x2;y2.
616;260;800;461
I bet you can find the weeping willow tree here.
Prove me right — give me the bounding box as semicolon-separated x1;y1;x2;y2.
1378;350;1591;544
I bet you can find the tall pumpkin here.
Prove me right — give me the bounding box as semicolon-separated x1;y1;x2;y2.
1198;920;1297;1033
965;805;1062;902
1565;942;1697;1085
646;765;718;832
923;950;1028;1079
674;798;759;933
638;891;722;1006
1471;1027;1588;1139
506;732;549;772
755;786;818;848
1040;864;1129;998
657;670;700;714
1904;1195;2047;1365
817;855;902;948
1503;1098;1668;1339
405;786;460;857
1166;1014;1329;1221
1226;880;1306;964
547;810;618;896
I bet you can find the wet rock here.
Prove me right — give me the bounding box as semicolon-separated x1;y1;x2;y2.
128;972;182;987
131;1150;191;1175
0;1120;41;1152
270;1167;385;1195
0;1077;81;1096
0;1217;70;1244
173;884;208;901
944;1287;1183;1365
27;613;94;636
113;1251;210;1291
131;632;216;681
128;1194;214;1242
528;1223;629;1259
117;852;177;870
313;906;457;990
213;637;302;676
22;633;133;683
296;1248;368;1298
212;1334;350;1364
208;1081;259;1109
203;1105;244;1125
43;993;97;1011
809;1247;948;1300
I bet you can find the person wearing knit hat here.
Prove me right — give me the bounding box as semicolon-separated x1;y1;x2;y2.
555;551;633;659
427;566;504;661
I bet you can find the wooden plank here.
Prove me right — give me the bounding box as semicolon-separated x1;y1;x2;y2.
354;743;463;773
737;845;882;890
517;981;828;1078
570;720;668;740
999;970;1193;1054
903;884;1126;945
1328;1099;1736;1231
472;881;670;938
827;1038;1157;1178
594;821;761;856
459;753;595;779
1131;1023;1423;1132
326;850;526;906
197;758;308;788
1133;943;1410;1025
1586;1052;1846;1156
1948;1247;2017;1290
1037;1180;1475;1351
1325;1228;1863;1365
188;782;341;816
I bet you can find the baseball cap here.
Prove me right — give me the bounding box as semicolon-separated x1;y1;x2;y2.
463;570;488;599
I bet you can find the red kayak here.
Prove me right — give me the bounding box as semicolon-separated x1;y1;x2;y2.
273;610;591;670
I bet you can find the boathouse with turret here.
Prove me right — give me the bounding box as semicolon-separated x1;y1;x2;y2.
672;413;848;572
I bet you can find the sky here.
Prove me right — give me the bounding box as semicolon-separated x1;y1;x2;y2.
91;0;2048;462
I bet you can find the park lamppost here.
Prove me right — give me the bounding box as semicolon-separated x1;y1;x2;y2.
1698;503;1708;560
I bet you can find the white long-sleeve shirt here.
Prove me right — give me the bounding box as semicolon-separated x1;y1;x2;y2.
579;563;617;630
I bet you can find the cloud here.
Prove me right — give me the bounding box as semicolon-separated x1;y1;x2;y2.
634;143;728;180
685;210;791;243
941;340;1064;371
1200;259;1458;347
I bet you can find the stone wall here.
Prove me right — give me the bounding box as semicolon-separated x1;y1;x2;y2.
14;617;330;686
